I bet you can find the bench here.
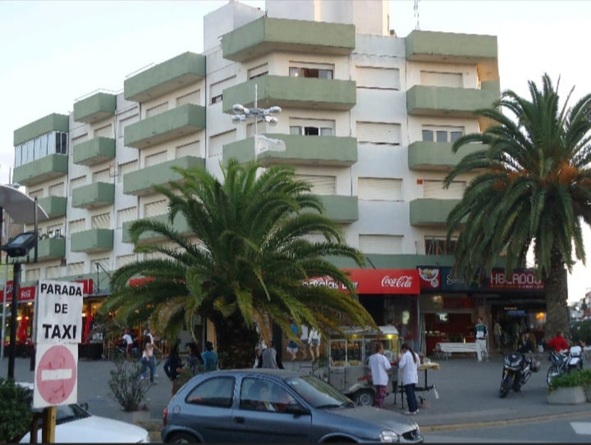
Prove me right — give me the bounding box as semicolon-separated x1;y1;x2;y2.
435;342;480;359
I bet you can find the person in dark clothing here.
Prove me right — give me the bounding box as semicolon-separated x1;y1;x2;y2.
163;341;184;381
518;332;535;353
259;340;284;369
186;342;204;373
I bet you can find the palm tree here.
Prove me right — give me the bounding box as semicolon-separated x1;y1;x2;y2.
444;73;591;339
100;159;376;368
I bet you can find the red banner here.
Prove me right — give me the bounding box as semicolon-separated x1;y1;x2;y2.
304;269;420;295
0;281;36;302
74;278;94;295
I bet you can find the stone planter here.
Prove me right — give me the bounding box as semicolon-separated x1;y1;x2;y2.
547;386;586;405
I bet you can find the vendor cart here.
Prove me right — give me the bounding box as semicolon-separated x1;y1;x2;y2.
326;326;399;406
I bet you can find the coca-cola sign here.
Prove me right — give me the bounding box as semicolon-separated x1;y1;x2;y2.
303;269;420;295
0;281;36;302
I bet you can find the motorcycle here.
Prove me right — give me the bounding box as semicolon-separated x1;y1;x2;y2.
546;345;583;387
499;351;540;398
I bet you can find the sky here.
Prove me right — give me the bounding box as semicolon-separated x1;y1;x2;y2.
1;0;591;303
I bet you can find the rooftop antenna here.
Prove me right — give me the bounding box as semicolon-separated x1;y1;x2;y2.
414;0;420;30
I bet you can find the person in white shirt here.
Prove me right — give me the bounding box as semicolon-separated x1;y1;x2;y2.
122;329;133;359
308;328;321;362
368;342;392;408
398;343;419;415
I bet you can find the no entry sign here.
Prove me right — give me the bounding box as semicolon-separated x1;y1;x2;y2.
33;343;78;408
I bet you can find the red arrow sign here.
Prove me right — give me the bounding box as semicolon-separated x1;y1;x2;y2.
34;344;77;407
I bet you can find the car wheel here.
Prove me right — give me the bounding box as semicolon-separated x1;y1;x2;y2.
354;389;374;406
167;432;199;443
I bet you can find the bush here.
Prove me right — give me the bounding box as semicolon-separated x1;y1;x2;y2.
549;369;591;391
107;354;151;411
0;378;33;442
570;320;591;345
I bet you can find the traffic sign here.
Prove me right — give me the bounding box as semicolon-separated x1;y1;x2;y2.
35;280;83;344
34;343;78;408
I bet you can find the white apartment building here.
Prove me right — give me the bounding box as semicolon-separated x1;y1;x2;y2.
8;0;545;355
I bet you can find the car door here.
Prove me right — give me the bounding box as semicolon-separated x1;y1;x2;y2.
176;376;235;442
231;377;312;443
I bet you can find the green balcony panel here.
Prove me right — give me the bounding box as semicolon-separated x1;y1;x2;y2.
73;137;116;166
222;76;356;113
406;85;498;119
222;17;355;62
71;228;114;253
223;134;357;167
122;213;191;243
123;155;205;196
36;196;67;219
35;237;66;261
73;92;117;124
13;154;68;187
408;141;486;171
124;52;206;103
71;182;115;209
318;195;358;223
14;113;69;146
124;104;205;149
409;198;461;227
406;30;497;64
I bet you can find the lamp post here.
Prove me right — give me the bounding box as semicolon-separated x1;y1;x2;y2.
0;185;48;380
231;84;284;154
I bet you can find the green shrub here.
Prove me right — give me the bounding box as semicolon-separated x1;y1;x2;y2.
107;354;151;411
0;378;33;442
549;369;591;391
570;320;591;345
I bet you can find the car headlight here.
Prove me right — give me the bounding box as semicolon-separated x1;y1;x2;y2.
380;430;399;443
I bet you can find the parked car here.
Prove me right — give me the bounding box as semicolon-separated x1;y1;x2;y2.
161;369;423;443
17;383;150;443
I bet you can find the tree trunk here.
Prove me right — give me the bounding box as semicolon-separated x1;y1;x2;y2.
212;313;260;369
543;255;570;342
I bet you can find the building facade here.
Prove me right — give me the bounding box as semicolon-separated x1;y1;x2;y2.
6;0;545;355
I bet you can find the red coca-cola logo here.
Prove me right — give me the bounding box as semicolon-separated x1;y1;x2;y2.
381;275;414;288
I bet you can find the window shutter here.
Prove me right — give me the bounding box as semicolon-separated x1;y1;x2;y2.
49;182;65;196
69;219;85;234
146;102;169;118
176;90;200;106
67;262;84;276
420;71;463;88
209;130;236;158
92;169;110;183
117;207;137;227
358;178;402;201
357;122;401;145
294;175;336;195
176;140;200;158
117;254;135;268
423;180;465;199
145;151;168;167
94;124;113;138
356;67;400;90
144;199;169;217
91;213;111;229
359;235;403;254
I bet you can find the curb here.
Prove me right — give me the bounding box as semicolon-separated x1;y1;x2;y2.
420;409;591;432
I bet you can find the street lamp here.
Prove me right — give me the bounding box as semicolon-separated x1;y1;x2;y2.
231;84;285;155
0;184;48;380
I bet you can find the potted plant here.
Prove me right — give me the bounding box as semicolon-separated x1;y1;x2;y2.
0;378;33;443
547;370;589;405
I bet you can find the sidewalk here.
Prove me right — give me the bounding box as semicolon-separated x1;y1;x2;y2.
3;352;589;436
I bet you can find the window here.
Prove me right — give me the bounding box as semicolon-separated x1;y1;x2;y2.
294;175;336;195
68;219;85;234
49;182;65;196
211;95;223;104
357;122;401;145
289;62;334;79
116;254;135;268
359;235;403;254
146;102;169;118
91;213;111;229
209;130;236;158
92;168;110;183
94;124;112;138
118;160;138;184
119;114;139;139
239;378;296;413
176;90;200;106
248;63;268;80
145;151;168;167
176;140;200;158
14;131;69;167
69;176;86;195
144;199;168;217
289;118;334;137
421;126;464;143
186;377;235;408
420;71;463;88
358;178;402;201
210;76;235;105
117;207;137;228
356;67;400;90
67;261;84;276
425;236;457;255
422;180;465;199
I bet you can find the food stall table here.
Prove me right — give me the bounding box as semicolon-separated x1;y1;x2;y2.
394;361;440;408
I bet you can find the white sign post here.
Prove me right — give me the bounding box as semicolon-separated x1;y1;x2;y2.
34;280;83;409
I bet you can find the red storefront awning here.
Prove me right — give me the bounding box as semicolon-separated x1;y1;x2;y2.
304;269;420;295
0;281;36;303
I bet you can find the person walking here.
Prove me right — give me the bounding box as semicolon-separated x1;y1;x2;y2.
493;320;503;352
308;328;321;362
122;329;134;359
163;340;184;381
299;325;309;360
137;342;157;384
201;341;219;371
261;340;284;369
286;322;300;361
398;343;419;415
368;342;392;409
475;317;489;362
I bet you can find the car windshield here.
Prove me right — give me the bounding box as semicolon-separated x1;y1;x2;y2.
32;403;90;424
285;374;353;408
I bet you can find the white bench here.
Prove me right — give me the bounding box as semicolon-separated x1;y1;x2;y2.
435;342;480;359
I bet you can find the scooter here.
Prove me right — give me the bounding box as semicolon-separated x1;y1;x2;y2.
546;345;583;387
499;351;540;398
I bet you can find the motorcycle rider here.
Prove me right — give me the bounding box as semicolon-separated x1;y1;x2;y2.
547;330;569;353
518;332;535;354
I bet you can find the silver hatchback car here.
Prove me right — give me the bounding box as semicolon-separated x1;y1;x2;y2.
161;369;422;443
